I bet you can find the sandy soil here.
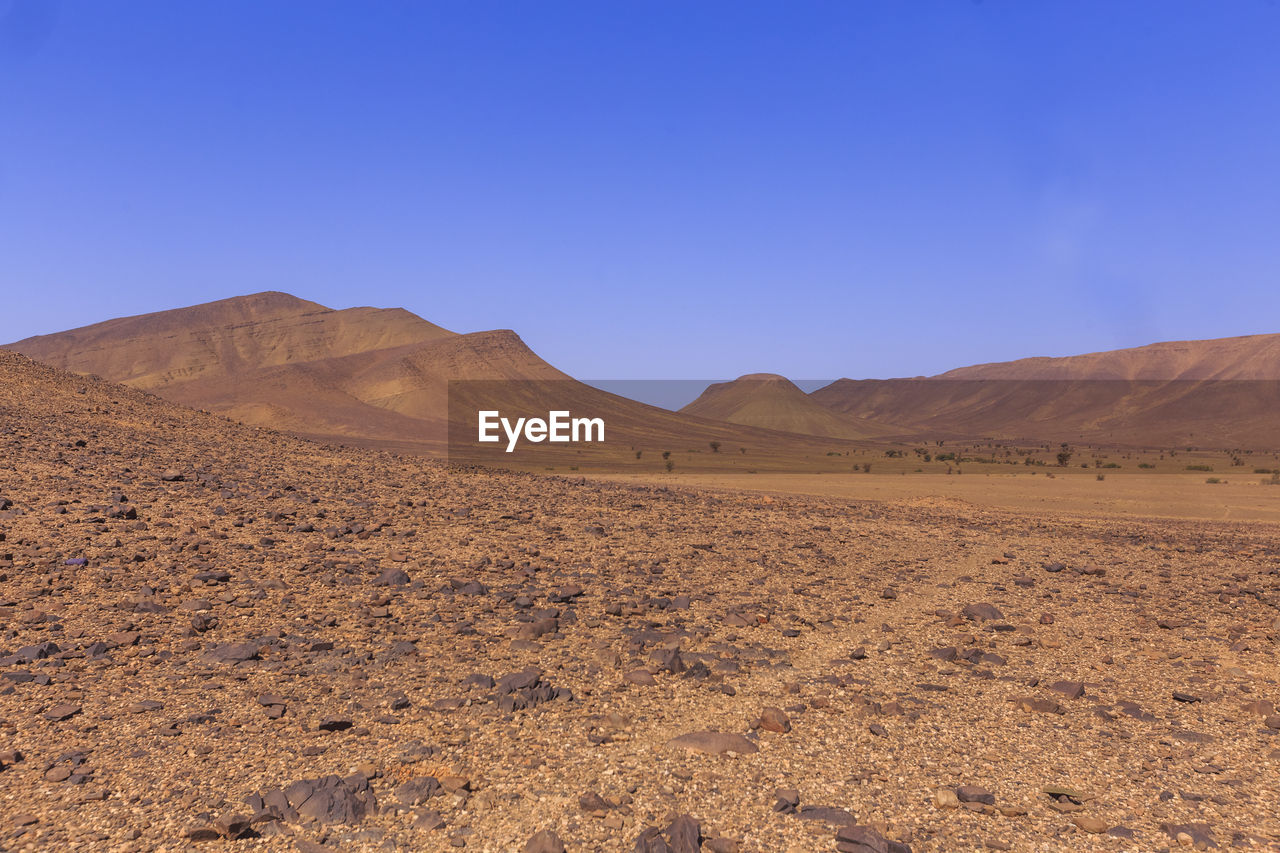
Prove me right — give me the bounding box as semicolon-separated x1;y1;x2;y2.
591;472;1280;524
3;350;1279;853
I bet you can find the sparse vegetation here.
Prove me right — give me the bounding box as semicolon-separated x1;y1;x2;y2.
1186;464;1213;472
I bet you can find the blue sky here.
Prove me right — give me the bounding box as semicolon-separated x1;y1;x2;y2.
3;1;1278;379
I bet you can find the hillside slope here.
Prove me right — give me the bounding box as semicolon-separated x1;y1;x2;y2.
7;293;873;464
682;374;897;440
939;333;1280;380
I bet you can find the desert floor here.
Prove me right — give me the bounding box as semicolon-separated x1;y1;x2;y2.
2;351;1278;852
593;472;1280;524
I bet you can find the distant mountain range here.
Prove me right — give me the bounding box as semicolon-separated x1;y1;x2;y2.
8;292;1280;451
6;292;858;461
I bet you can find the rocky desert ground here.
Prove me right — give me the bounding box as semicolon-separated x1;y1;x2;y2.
2;347;1279;852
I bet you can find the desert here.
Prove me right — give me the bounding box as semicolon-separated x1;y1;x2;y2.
3;301;1280;851
6;5;1280;851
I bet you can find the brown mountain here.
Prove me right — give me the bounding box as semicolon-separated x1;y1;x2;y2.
681;373;897;440
6;292;872;466
811;334;1280;449
939;333;1280;380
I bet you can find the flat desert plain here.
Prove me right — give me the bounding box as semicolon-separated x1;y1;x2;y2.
2;349;1280;853
597;471;1280;523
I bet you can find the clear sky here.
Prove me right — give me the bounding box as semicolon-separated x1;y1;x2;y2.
3;1;1279;379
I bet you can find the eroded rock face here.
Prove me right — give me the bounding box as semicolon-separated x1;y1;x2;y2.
2;348;1279;851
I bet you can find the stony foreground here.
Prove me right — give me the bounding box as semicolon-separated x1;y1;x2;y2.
1;349;1279;852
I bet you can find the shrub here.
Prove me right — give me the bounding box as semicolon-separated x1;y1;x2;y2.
1205;477;1222;484
1186;464;1213;472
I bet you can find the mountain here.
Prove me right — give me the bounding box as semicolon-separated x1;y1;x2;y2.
6;292;873;465
810;334;1280;449
681;373;896;440
938;333;1280;381
9;291;457;388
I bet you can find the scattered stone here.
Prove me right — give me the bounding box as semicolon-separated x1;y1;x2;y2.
666;731;759;755
524;829;566;853
1048;681;1085;700
962;602;1003;622
834;823;913;853
757;707;791;733
204;643;259;664
42;703;81;722
1073;816;1108;834
933;788;960;809
956;785;995;805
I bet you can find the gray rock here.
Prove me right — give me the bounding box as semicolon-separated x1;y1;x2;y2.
961;602;1003;622
835;824;912;853
373;567;410;586
956;784;995;805
394;776;440;806
265;773;377;824
204;642;259;664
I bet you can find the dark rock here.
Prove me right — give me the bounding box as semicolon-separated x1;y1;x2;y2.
204;642;259;664
524;829;567;853
497;667;542;693
262;773;378;824
394;776;440;806
318;717;353;732
796;804;856;825
1048;681;1085;700
1161;822;1217;849
578;791;611;812
666;814;702;853
772;788;799;813
43;703;81;722
835;824;912;853
758;707;791;733
956;785;995;805
373;567;410;586
962;603;1003;622
214;812;251;839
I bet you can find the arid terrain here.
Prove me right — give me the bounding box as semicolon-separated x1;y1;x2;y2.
3;344;1280;853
